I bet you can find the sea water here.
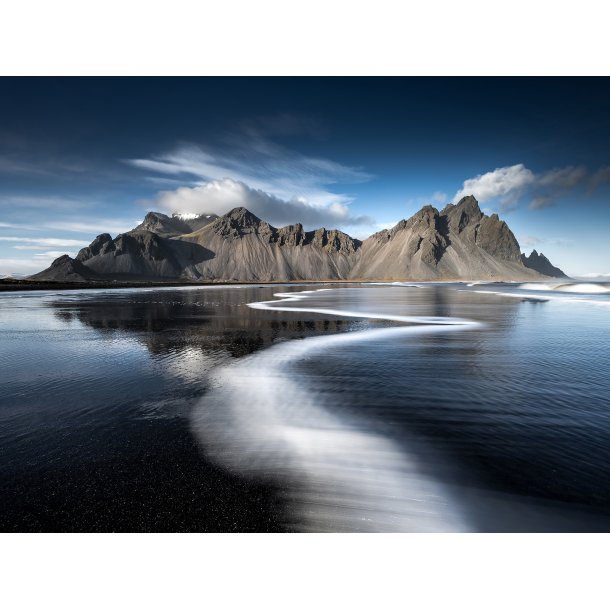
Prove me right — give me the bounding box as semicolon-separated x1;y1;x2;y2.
1;282;609;531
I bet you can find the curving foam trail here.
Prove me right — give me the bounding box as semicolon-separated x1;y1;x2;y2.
191;288;481;532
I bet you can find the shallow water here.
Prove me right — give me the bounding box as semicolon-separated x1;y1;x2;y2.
1;282;609;531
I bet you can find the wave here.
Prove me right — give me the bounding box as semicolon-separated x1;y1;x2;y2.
519;282;610;294
461;281;610;309
191;288;480;532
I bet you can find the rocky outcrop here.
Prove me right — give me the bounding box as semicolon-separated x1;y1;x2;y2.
179;207;361;281
133;211;218;236
75;233;115;261
349;205;448;280
75;230;183;278
475;214;522;262
29;254;99;282
521;250;568;278
350;196;535;281
31;196;563;282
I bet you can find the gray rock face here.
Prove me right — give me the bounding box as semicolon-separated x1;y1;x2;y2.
350;196;534;280
29;254;98;282
134;211;219;236
349;205;448;279
521;250;568;278
76;230;183;278
134;212;189;236
178;207;361;281
32;196;562;282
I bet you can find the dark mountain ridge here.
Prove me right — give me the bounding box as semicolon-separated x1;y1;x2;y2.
521;249;568;278
30;196;567;283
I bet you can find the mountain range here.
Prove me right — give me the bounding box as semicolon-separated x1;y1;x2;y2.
31;195;567;283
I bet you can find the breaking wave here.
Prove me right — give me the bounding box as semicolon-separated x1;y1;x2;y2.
191;289;481;532
462;281;610;308
519;282;610;294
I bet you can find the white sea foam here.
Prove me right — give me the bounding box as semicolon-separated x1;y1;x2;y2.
519;282;610;294
464;285;610;309
367;281;423;287
191;288;481;532
460;282;610;307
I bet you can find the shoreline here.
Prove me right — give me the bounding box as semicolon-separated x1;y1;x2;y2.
0;278;368;293
0;277;570;293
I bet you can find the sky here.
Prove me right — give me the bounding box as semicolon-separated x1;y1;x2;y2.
0;77;609;278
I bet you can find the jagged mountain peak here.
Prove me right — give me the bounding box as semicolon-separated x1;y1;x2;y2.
408;204;440;224
441;195;481;214
443;197;483;234
134;210;219;237
225;207;263;223
207;207;267;239
29;254;97;282
49;254;73;267
134;211;191;236
521;250;568;278
383;205;442;242
31;194;565;282
456;194;481;210
145;211;170;220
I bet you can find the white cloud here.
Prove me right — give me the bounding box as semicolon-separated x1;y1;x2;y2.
0;237;89;247
43;219;140;235
126;141;371;209
125;131;374;230
454;164;536;204
455;163;609;212
151;178;374;230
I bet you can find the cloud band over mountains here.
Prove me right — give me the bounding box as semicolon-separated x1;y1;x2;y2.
151;178;375;229
125;135;374;230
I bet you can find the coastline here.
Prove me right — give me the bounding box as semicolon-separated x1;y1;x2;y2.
0;277;542;293
0;278;369;292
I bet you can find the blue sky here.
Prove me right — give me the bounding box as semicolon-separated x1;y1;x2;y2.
1;77;609;277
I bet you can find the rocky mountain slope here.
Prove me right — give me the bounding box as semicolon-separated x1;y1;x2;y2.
349;196;531;280
31;196;563;282
133;212;218;237
30;255;99;282
521;249;568;278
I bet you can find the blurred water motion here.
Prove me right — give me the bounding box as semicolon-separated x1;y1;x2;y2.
1;282;610;531
192;292;480;531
